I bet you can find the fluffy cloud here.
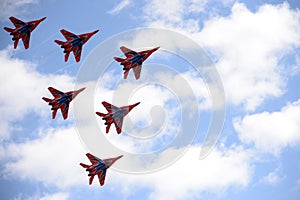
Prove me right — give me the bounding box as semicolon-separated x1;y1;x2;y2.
1;124;254;200
0;0;38;20
141;1;300;111
258;167;284;185
233;99;300;155
39;192;69;200
74;67;213;156
142;0;235;33
109;145;254;200
0;48;74;138
155;70;211;111
2;127;86;188
13;192;69;200
108;0;131;15
197;3;300;110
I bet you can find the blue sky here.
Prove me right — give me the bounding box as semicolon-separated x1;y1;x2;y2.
0;0;300;199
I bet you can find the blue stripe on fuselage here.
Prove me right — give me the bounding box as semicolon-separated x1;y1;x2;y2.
53;93;73;111
90;158;107;174
127;52;146;67
18;24;34;35
111;109;126;119
68;36;85;50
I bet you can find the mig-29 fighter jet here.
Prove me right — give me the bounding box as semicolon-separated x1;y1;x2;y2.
55;29;99;62
96;101;140;134
42;87;85;120
114;46;160;80
4;16;46;49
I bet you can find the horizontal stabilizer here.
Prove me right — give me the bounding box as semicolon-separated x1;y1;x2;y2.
80;163;89;168
4;27;14;33
54;40;65;45
114;57;125;63
42;97;51;102
96;112;105;117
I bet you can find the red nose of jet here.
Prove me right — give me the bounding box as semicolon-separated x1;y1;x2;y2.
93;30;99;34
152;46;160;52
107;155;123;168
85;30;99;39
39;17;47;22
128;102;140;112
74;87;86;96
89;30;99;36
115;155;124;160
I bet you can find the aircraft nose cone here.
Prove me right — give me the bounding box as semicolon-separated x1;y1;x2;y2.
129;102;140;111
92;30;99;35
135;102;140;106
116;155;124;160
153;46;160;51
78;87;86;93
132;102;140;108
74;87;86;96
40;17;47;22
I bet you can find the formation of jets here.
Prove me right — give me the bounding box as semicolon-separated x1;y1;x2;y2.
3;16;160;186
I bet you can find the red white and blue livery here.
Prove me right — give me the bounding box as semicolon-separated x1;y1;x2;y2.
42;87;85;120
96;101;140;134
4;16;46;49
114;46;160;80
80;153;123;186
55;29;99;62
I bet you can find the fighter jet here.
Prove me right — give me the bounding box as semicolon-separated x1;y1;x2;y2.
80;153;123;186
114;46;160;80
55;29;99;62
4;16;46;49
96;101;140;134
42;87;85;120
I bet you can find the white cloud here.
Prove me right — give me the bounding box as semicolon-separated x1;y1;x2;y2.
142;0;201;33
83;69;211;154
108;0;131;15
2;127;86;188
77;80;182;154
140;1;300;111
1;122;254;200
233;99;300;155
197;2;300;110
39;192;69;200
258;167;284;185
155;70;211;111
0;0;38;20
14;192;70;200
0;48;74;138
141;0;236;33
109;145;254;200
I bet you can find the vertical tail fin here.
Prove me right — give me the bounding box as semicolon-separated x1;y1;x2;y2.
13;39;19;49
64;52;70;62
52;109;57;119
89;175;95;185
123;70;129;79
106;123;111;134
